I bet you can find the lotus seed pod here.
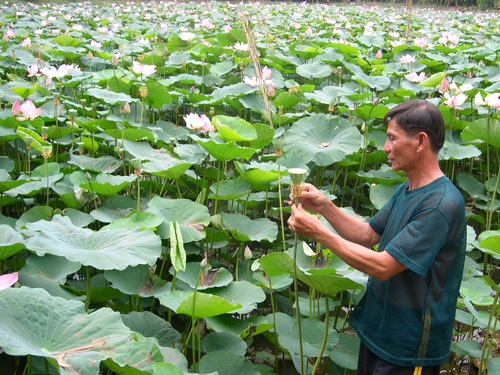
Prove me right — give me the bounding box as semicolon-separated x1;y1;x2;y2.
288;168;307;186
130;158;142;170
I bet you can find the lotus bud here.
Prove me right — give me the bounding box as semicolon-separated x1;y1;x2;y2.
272;138;284;157
376;49;383;59
85;171;92;180
209;106;215;115
244;245;252;260
24;135;33;150
288;167;307;198
111;53;118;67
12;99;21;115
87;50;93;60
439;75;449;94
123;102;131;114
373;97;380;106
361;122;366;132
200;257;208;268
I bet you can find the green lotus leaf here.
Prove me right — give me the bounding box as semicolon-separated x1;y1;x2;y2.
248;122;275;150
441;143;481;161
478;231;500;258
160;290;241;318
25;215;162;270
103;128;154;142
213;115;257;142
0;224;25;260
199;351;260;375
21;253;81;284
304;86;356;105
208;178;252;200
146;81;172;108
252;271;293;291
152;363;185;375
273;312;339;358
234;161;279;186
205;314;273;339
87;88;137;105
273;92;299;110
354;103;390;121
330;43;359;56
63;208;94;228
54;34;83;47
210;82;256;101
101;212;163;231
16;206;53;235
352;72;391;91
80;174;136;196
356;167;406;185
370;183;402;210
210;61;237;76
328;333;360;370
460;277;494;306
0;157;15;172
462;118;500;148
0;169;28;193
456;173;488;201
145;196;210;242
17;272;85;301
418;72;446;87
170;221;186;272
209;281;266;314
195;137;256;161
202;332;246;356
122;312;181;349
0;287;160;375
172;262;233;290
296;62;333;79
219;212;278;242
69;154;122;174
104;265;171;297
284;114;362;166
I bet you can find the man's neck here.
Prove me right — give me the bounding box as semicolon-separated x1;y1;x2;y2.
406;160;444;190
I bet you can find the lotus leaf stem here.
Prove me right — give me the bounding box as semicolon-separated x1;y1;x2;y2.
311;296;329;375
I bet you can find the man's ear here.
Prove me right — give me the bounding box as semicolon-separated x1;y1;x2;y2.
416;132;429;152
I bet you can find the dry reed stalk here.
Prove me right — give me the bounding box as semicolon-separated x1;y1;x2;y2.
238;9;274;128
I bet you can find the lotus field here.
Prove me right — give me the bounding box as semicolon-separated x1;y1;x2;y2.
1;1;500;374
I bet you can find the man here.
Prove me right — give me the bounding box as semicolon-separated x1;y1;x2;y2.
287;99;466;375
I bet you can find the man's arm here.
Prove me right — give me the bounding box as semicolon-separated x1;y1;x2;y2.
292;183;380;248
288;204;406;280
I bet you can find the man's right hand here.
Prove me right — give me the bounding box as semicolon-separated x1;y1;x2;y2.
288;183;331;214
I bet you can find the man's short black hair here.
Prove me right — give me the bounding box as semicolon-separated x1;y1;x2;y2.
383;99;445;153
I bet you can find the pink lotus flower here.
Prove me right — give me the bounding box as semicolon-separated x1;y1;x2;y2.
243;76;258;87
27;63;39;77
439;76;449;94
405;71;426;83
0;272;18;290
131;61;156;77
443;92;467;109
234;42;249;52
399;54;416;64
40;64;80;79
12;99;21;115
268;83;275;96
20;37;31;48
376;50;382;59
476;92;500;109
413;37;428;49
183;113;211;131
15;100;42;121
262;66;272;80
200;18;214;28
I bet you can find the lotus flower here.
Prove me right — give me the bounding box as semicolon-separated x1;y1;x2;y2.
405;71;426;83
443;92;467;109
27;63;39;77
183;113;212;131
476;92;500;109
131;61;156;77
399;54;416;64
0;273;18;290
15;100;42;121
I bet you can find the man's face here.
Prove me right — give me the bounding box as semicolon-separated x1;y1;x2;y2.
383;120;419;173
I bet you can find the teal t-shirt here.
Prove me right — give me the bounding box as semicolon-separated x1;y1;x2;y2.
348;175;466;367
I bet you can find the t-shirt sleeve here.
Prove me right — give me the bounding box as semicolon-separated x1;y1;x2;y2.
384;208;450;277
369;200;391;236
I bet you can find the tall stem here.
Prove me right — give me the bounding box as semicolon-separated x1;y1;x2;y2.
293;196;304;374
311;295;329;375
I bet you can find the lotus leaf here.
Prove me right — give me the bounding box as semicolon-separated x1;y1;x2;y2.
462;118;500;148
208;178;252;200
25;215;162;270
202;332;247;355
369;183;402;210
219;212;278;242
104;265;171;297
328;333;360;370
0;287;161;375
283;114;362;166
69;154;122;173
195;137;256;161
21;253;81;284
199;351;260;375
146;196;210;242
173;262;233;290
122;311;181;348
209;281;266;314
0;224;25;260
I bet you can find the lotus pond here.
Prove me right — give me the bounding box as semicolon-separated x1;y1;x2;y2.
1;1;500;374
